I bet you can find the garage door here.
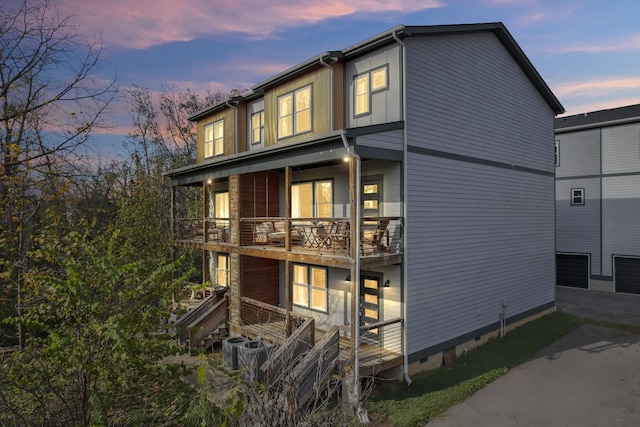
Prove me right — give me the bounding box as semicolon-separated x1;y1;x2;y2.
556;254;589;289
614;257;640;295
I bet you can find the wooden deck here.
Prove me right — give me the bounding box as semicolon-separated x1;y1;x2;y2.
232;319;403;378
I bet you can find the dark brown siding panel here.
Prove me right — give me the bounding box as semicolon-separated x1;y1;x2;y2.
240;172;280;218
241;256;279;306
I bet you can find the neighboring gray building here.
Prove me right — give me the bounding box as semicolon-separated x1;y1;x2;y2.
556;104;640;295
167;22;563;383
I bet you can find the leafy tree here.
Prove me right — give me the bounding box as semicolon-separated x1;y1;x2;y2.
0;229;192;426
0;0;118;347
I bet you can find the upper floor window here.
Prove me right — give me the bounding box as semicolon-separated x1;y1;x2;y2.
354;65;388;117
555;141;560;166
293;263;327;312
251;111;264;145
278;85;312;139
204;119;224;157
291;180;332;218
571;188;584;205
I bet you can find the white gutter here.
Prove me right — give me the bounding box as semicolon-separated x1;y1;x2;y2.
392;30;412;386
225;100;238;154
341;130;361;402
319;56;334;131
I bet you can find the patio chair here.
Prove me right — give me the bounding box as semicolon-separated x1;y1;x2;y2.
360;219;389;255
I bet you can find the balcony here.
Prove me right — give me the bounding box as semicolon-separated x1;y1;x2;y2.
240;217;403;258
174;217;230;244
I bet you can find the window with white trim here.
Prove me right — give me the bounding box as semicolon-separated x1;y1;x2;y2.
571;188;584;205
278;85;311;139
555;141;560;166
204;119;224;157
291;180;332;218
354;65;388;116
251;111;264;145
293;264;327;312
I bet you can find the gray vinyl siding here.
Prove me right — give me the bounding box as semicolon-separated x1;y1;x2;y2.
345;44;402;128
406;155;555;354
602;175;640;275
555;178;601;275
404;33;554;173
403;32;555;355
602;123;640;174
555;129;600;178
247;98;265;150
357;129;403;151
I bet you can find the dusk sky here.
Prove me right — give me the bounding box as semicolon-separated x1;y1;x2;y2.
20;0;640;157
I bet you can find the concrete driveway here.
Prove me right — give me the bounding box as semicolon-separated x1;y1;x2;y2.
427;287;640;427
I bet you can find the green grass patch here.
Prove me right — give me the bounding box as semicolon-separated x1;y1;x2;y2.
366;312;602;427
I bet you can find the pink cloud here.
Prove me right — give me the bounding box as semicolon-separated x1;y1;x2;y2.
552;34;640;53
56;0;444;50
552;77;640;98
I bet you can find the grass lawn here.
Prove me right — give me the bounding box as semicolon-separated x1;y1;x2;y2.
365;312;640;427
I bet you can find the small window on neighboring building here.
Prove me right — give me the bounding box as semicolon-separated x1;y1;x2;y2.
205;119;224;157
571;188;584;205
354;65;388;117
555;141;560;166
251;111;264;145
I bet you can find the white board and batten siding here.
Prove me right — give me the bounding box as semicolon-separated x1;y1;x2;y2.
403;33;556;357
345;45;402;129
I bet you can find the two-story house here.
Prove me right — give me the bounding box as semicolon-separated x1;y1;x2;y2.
166;23;563;388
556;104;640;295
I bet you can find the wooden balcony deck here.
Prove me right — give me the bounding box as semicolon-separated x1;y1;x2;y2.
230;298;403;378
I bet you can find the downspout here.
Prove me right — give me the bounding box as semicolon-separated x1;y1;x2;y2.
392;29;412;386
319;55;334;131
341;130;361;403
225;100;238;154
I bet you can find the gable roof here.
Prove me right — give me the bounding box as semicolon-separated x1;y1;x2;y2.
189;22;564;121
556;104;640;133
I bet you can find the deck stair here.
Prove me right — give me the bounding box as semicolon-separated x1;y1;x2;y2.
175;288;229;349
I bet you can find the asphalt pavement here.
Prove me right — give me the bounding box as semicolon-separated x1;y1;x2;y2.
427;287;640;427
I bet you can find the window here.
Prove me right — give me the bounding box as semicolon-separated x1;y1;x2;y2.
216;254;229;287
215;192;229;222
293;264;327;312
555;141;560;166
291;180;332;218
204;119;224;158
251;111;264;145
278;85;312;139
354;65;388;116
571;188;584;205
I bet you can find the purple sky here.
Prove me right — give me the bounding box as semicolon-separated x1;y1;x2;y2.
11;0;640;158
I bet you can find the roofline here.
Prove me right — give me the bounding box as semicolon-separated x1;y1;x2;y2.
188;22;564;122
556;104;640;133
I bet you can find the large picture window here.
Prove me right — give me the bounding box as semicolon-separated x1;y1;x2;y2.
354;65;388;117
204;119;224;157
278;85;312;139
291;180;332;218
293;264;327;312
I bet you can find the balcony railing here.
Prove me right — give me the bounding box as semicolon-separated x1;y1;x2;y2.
240;217;404;256
174;217;229;243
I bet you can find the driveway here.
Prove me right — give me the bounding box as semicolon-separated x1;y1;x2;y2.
427;287;640;426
